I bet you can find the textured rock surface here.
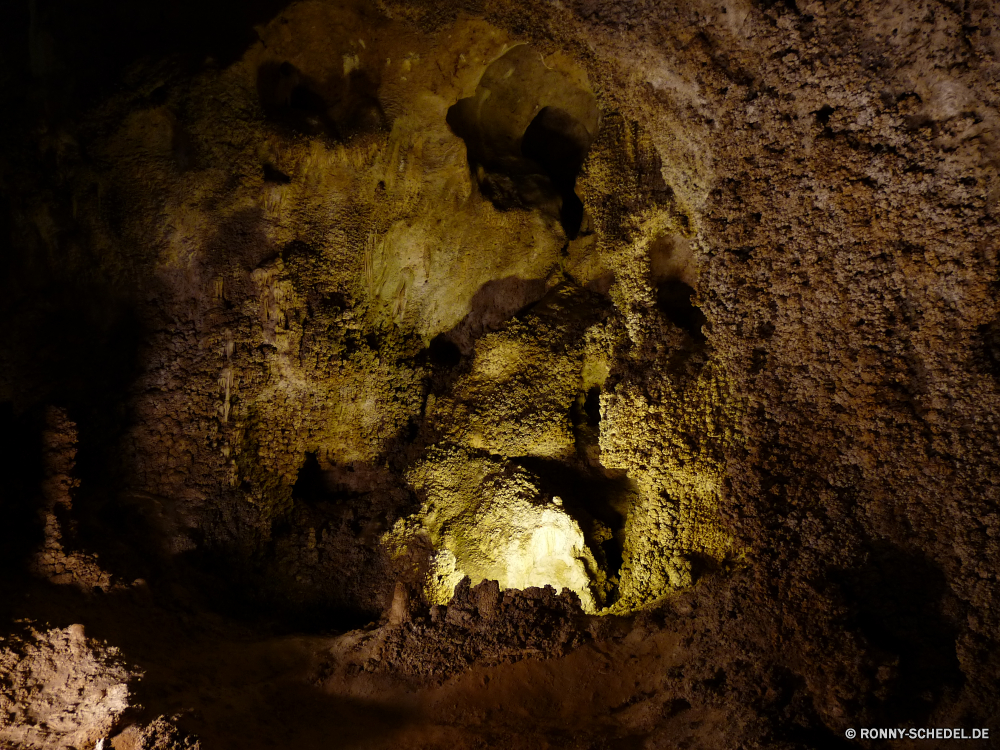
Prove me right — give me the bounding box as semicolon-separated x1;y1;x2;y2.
0;624;135;749
2;0;1000;746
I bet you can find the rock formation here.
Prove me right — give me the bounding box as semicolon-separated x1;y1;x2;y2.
1;0;999;746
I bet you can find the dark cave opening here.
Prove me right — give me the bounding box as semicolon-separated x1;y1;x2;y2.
656;278;707;340
582;385;601;427
513;456;632;606
571;383;604;469
445;45;598;240
646;232;706;341
49;293;150;579
0;270;152;582
815;104;835;125
521;107;591;191
427;333;462;368
520;106;589;238
292;451;327;505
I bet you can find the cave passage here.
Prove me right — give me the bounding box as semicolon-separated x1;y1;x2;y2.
513;455;633;607
446;45;599;239
521;106;590;238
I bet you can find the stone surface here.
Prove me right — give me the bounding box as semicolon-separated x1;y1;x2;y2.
1;0;1000;746
0;624;135;749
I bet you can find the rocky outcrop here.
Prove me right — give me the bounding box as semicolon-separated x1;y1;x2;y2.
0;624;135;749
1;0;1000;746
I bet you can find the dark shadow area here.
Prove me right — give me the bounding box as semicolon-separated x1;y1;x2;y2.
427;333;462;368
0;247;169;588
0;579;414;750
0;404;46;572
175;526;383;636
4;279;145;408
445;46;598;239
815;104;835;125
834;545;963;724
171;119;196;171
292;451;327;505
227;454;412;632
646;232;706;341
436;276;550;355
782;726;857;750
263;162;292;184
419;284;613;447
12;0;297;124
338;70;390;137
757;666;857;749
685;551;727;582
46;302;155;585
425;279;614;410
521;106;590;238
73;491;172;587
571;384;603;469
582;385;601;426
976;317;1000;381
257;62;387;141
656;279;707;340
257;61;339;138
203;207;278;293
513;280;615;332
0;194;13;292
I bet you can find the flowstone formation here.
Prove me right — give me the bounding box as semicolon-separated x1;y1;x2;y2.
3;0;1000;746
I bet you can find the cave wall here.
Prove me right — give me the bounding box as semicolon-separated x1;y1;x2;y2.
2;0;1000;746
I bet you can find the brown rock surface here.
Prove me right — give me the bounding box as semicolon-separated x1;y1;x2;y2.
1;0;1000;747
0;624;135;748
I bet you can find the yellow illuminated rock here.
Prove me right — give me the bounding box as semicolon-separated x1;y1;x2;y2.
390;448;599;611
